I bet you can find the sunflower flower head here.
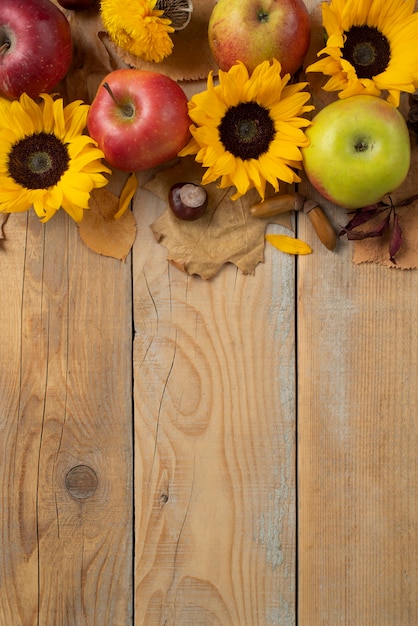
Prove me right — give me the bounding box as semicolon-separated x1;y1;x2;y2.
179;59;314;201
306;0;418;107
100;0;175;63
0;93;110;223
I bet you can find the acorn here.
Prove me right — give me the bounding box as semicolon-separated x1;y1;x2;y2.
304;202;337;251
250;192;305;217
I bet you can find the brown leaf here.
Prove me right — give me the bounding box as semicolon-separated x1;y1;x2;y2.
77;187;137;260
52;1;114;105
145;157;292;279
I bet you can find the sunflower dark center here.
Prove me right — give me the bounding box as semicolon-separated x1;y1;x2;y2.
8;132;70;190
218;102;276;160
343;25;391;79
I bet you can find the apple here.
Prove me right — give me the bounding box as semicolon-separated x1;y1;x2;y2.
208;0;311;76
57;0;96;9
0;0;73;99
302;95;411;209
87;68;191;172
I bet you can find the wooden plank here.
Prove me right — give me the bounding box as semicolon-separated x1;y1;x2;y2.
132;185;297;624
0;210;133;625
297;202;418;624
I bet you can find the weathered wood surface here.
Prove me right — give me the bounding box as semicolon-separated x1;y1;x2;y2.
132;184;296;624
297;202;418;625
0;211;133;625
2;0;418;623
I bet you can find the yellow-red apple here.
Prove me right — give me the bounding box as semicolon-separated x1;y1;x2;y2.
208;0;311;76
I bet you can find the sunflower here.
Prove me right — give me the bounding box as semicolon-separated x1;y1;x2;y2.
306;0;418;107
179;59;314;201
0;93;110;223
100;0;175;63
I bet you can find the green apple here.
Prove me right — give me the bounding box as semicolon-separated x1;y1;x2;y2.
302;95;411;209
208;0;311;76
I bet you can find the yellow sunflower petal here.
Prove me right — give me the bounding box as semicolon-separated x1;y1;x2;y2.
114;172;138;219
265;233;312;255
217;62;249;106
32;190;59;222
178;135;200;157
63;100;89;139
39;93;57;135
8;96;38;139
60;180;92;209
61;200;85;223
52;97;67;139
36;184;64;221
0;190;32;213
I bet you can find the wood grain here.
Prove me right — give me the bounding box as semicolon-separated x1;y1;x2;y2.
0;210;133;625
297;0;418;620
3;0;418;623
132;184;297;624
297;200;418;625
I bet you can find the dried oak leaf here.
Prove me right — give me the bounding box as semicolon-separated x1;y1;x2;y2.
78;186;137;261
145;158;291;279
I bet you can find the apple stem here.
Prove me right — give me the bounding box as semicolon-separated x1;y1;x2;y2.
0;41;10;55
102;82;135;118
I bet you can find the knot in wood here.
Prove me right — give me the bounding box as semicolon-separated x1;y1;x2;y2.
65;465;98;499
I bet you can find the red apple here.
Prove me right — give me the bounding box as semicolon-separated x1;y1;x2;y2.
57;0;96;9
87;69;191;172
0;0;73;99
208;0;311;76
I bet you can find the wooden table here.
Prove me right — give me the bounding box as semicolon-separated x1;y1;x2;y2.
2;1;418;624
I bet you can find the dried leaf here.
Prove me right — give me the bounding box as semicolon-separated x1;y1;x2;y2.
145;158;292;279
339;205;387;236
52;1;115;104
352;198;418;268
265;233;312;255
343;212;391;240
78;186;137;260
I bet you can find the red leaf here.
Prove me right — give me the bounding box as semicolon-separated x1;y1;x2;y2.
339;205;387;236
389;212;403;263
344;212;391;240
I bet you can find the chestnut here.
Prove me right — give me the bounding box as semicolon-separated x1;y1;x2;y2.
168;182;208;221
